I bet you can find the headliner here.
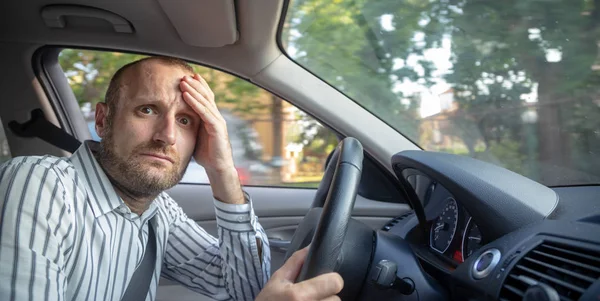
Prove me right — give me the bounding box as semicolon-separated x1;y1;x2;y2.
0;0;285;78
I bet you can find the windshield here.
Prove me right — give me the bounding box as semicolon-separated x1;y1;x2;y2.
282;0;600;186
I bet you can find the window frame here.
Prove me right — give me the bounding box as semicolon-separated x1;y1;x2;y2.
44;47;339;188
0;117;12;164
33;47;92;141
39;46;406;202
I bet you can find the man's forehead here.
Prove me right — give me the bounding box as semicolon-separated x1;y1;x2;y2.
136;61;190;85
123;61;191;101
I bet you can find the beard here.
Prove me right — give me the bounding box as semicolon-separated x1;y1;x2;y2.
97;125;190;199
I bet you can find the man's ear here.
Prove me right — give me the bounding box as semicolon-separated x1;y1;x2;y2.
95;102;109;138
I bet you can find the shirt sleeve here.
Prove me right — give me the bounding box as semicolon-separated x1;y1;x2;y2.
0;159;73;301
160;193;270;301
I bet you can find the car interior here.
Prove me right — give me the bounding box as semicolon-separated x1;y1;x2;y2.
1;0;599;300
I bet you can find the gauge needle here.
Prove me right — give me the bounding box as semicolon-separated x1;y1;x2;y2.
469;236;481;241
434;223;445;231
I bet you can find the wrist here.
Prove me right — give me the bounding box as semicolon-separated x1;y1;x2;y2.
206;165;238;181
207;167;245;204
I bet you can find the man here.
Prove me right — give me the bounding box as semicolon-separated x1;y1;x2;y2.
0;57;343;300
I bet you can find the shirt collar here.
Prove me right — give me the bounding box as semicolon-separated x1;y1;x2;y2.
69;140;158;220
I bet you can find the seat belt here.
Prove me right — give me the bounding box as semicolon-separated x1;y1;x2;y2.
121;222;157;301
8;109;82;153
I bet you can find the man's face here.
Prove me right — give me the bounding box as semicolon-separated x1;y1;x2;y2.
95;61;200;197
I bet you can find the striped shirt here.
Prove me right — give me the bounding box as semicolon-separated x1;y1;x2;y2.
0;141;271;301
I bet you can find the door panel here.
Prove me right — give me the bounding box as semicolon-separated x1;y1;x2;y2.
157;184;410;301
192;215;397;275
168;184;411;221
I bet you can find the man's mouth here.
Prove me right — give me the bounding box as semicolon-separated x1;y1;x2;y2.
140;153;175;164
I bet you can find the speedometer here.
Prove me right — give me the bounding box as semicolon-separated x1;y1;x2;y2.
462;217;482;260
430;197;459;253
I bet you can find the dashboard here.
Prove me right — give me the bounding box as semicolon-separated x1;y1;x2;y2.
379;151;600;301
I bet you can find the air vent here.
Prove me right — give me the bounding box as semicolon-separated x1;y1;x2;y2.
382;211;414;231
499;241;600;301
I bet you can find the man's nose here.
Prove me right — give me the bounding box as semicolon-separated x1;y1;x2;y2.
153;115;177;146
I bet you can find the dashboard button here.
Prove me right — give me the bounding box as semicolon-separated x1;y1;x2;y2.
472;248;501;279
476;252;494;271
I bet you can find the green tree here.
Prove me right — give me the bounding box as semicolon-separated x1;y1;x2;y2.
439;0;600;184
285;0;600;185
285;0;430;140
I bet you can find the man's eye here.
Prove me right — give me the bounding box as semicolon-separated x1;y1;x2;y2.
140;107;154;115
178;117;190;125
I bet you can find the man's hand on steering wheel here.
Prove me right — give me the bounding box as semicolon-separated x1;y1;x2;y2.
256;247;344;301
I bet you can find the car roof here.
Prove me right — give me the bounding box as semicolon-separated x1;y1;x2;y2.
0;0;283;79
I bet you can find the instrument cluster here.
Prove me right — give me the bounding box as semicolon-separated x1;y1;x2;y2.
429;197;482;263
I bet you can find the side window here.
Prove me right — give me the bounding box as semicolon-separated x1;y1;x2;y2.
0;118;12;165
59;49;337;188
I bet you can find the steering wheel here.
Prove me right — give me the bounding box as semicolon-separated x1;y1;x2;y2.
285;137;364;281
283;138;448;301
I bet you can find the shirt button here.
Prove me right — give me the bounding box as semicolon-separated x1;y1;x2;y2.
237;216;246;222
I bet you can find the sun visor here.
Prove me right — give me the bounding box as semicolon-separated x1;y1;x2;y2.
157;0;238;47
41;5;134;34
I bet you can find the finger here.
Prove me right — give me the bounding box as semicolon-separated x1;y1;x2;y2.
193;73;217;105
180;81;220;119
180;78;213;107
184;74;212;96
182;91;221;131
273;247;310;281
182;75;215;108
294;272;344;300
194;73;208;85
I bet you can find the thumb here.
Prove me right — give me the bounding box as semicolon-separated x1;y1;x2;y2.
274;246;310;281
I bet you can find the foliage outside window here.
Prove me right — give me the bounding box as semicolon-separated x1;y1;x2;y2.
283;0;600;186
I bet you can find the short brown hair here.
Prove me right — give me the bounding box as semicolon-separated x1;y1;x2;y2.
104;56;194;114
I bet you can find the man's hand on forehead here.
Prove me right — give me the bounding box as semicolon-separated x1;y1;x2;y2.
179;74;225;137
179;73;244;204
